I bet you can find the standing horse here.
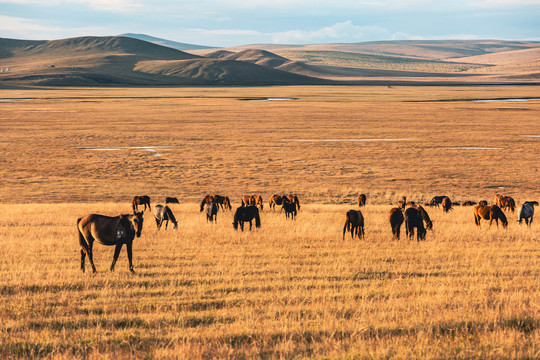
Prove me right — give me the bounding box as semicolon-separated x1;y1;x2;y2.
205;202;218;223
404;207;426;241
153;205;178;230
213;195;231;211
498;196;516;212
517;201;536;226
429;196;447;207
389;207;404;239
233;206;261;231
343;210;364;240
358;194;367;207
282;202;297;219
288;195;300;210
77;212;144;273
269;195;290;211
132;195;151;212
441;196;453;213
474;205;508;228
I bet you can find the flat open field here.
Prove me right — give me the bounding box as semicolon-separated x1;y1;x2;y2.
0;86;538;358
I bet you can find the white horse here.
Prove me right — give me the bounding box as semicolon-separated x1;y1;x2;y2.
517;201;537;226
153;205;178;230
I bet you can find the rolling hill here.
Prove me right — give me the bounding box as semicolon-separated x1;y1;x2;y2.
0;36;539;86
121;33;215;51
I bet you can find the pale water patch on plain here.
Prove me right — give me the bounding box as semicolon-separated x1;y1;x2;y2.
442;147;502;150
471;98;540;102
519;135;540;138
82;146;173;157
240;97;297;101
0;98;33;101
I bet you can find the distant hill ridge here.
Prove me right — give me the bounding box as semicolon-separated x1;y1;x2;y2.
121;33;215;51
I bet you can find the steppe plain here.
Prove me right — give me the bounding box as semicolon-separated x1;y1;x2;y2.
0;85;538;358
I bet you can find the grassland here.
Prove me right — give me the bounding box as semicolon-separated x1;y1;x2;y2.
0;86;538;358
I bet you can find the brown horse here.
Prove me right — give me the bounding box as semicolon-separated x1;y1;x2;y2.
200;195;215;212
343;210;364;240
77;212;144;273
389;207;404;239
233;206;261;231
441;196;453;213
287;195;300;210
205;202;218;223
132;195;151;212
213;195;231;210
474;205;508;228
282;202;297;219
404;207;426;241
462;201;477;206
165;197;179;204
241;195;254;207
253;195;264;210
358;194;367;207
269;195;290;211
496;195;516;212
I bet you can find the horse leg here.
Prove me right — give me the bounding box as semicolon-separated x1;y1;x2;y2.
155;218;161;230
87;241;97;273
249;220;253;230
165;219;168;230
240;221;244;231
110;243;123;271
80;250;86;273
126;241;135;273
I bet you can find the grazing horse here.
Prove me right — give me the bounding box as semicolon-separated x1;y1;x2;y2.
213;195;231;211
389;207;404;239
343;210;364;240
474;205;508;228
132;195;151;212
269;195;290;211
282;202;297;219
404;207;426;241
200;195;215;212
77;212;144;273
441;196;453;213
517;201;536;226
496;196;516;212
205;202;218;223
241;195;254;207
429;196;447;207
153;205;178;230
462;201;477;206
253;195;264;210
287;195;300;210
478;200;488;206
165;197;179;204
233;206;261;231
358;194;367;207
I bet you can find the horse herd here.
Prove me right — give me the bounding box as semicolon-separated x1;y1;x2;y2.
76;193;537;273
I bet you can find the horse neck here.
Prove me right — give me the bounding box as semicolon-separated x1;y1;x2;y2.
166;208;176;223
120;215;135;238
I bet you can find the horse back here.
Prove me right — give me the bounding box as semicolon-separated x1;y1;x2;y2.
79;214;129;246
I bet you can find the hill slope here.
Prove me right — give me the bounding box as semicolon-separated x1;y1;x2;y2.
121;33;215;51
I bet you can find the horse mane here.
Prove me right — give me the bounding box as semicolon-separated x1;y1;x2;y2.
418;205;433;228
165;206;177;224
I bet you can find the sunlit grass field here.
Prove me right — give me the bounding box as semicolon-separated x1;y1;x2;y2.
0;202;538;358
0;86;538;358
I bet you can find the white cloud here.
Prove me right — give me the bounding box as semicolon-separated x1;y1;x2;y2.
0;0;142;12
0;15;109;39
271;21;391;43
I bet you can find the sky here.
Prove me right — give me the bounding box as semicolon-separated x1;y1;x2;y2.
1;0;539;46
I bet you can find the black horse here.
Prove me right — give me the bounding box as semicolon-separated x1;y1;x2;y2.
282;202;297;219
233;206;261;231
405;207;426;241
77;212;144;273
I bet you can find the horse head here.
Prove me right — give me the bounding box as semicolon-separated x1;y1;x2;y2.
132;211;144;237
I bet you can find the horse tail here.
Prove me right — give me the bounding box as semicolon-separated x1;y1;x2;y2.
77;218;88;247
132;200;137;213
225;196;231;210
255;209;261;228
343;218;350;240
200;198;206;212
295;196;300;210
474;210;480;226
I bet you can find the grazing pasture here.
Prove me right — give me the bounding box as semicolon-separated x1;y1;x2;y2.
0;85;538;358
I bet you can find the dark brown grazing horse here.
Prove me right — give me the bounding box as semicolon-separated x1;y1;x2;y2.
496;196;516;212
343;210;364;240
389;207;404;239
282;202;297;219
441;196;453;213
132;195;151;212
474;205;508;228
77;212;144;273
213;195;231;210
200;195;215;212
358;194;367;207
205;202;218;223
165;197;179;204
429;196;447;207
404;207;426;241
462;201;477;206
478;200;488;206
269;195;291;211
287;195;300;210
233;206;261;231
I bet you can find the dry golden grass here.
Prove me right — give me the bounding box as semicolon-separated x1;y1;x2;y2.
0;86;538;358
0;202;538;359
